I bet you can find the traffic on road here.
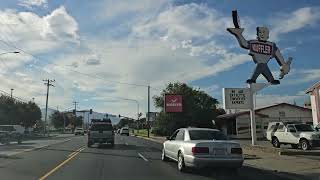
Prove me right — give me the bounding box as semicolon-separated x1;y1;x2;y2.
0;0;319;180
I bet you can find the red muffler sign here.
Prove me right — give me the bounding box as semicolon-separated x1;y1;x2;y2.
164;94;183;113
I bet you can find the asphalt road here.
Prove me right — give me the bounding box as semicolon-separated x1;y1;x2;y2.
0;134;295;180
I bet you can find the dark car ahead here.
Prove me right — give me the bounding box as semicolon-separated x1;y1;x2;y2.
87;121;114;147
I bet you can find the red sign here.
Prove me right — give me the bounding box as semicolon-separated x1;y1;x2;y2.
165;94;183;112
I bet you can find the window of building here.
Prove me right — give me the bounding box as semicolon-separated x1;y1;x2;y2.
279;111;286;117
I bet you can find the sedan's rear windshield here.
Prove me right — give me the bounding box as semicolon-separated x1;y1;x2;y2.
90;124;113;131
189;130;227;140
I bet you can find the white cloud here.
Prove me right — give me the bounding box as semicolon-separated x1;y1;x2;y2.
18;0;48;9
6;3;318;119
270;7;320;40
283;69;320;85
0;6;79;55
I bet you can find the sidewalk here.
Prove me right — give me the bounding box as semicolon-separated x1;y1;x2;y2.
0;135;72;157
134;135;320;180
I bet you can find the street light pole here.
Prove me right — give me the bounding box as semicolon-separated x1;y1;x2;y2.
119;98;140;121
10;88;14;98
0;51;19;56
147;85;150;138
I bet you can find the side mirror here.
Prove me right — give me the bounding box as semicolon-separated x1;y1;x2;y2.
166;136;171;140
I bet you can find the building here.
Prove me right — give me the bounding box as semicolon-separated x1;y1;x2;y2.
216;103;313;139
305;81;320;125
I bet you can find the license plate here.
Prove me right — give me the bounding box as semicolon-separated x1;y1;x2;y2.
214;148;226;155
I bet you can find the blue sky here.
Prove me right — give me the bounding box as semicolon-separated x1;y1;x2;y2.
0;0;319;118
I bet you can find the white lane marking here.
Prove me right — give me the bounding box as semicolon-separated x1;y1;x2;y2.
125;142;128;145
138;153;149;162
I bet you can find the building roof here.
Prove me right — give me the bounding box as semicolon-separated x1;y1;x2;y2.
305;81;320;94
217;111;269;120
217;103;310;120
255;103;311;112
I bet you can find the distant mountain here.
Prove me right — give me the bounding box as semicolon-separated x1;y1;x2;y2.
41;108;120;126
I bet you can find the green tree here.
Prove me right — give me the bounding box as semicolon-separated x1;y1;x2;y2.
72;116;83;127
50;111;65;129
153;82;225;136
21;102;41;128
0;95;41;127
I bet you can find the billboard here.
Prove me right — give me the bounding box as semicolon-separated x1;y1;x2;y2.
223;88;252;109
164;94;183;113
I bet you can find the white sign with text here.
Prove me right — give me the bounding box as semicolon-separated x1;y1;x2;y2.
223;88;252;109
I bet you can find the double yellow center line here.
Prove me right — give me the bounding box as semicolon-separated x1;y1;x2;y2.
39;147;85;180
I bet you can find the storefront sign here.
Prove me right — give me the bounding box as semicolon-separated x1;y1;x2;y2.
164;94;183;112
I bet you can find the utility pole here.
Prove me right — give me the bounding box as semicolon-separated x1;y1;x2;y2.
73;101;78;117
43;79;55;136
147;85;150;137
10;88;14;98
73;101;78;114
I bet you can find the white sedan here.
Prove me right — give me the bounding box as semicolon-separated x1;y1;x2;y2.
162;128;243;172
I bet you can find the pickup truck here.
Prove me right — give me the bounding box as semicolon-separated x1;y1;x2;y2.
87;121;114;147
266;122;320;150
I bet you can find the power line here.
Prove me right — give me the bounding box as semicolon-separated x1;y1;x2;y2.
0;38;149;88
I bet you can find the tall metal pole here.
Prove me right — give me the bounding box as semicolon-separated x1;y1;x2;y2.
147;85;150;137
249;84;257;145
62;112;66;133
10;88;14;98
137;102;139;121
87;112;90;130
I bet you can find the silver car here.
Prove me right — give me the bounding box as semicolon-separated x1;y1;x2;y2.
162;128;243;172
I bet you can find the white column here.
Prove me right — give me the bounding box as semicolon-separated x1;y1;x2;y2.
249;84;257;145
311;89;320;126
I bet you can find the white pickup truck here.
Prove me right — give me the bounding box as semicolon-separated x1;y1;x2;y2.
266;122;320;150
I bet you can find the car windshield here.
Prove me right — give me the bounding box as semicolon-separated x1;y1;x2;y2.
90;124;113;131
294;124;315;132
189;130;227;140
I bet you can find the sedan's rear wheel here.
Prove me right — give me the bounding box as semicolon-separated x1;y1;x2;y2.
178;152;186;172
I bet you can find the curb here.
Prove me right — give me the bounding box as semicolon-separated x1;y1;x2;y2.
279;150;320;156
241;144;281;154
0;138;72;157
244;163;307;180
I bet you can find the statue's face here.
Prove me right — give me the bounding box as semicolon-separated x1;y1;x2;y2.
257;27;269;41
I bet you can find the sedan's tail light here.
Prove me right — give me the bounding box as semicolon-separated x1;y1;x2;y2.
231;148;242;154
192;147;209;154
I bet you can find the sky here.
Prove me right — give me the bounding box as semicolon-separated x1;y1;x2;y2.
0;0;319;118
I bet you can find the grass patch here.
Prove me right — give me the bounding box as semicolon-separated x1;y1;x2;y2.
132;129;154;137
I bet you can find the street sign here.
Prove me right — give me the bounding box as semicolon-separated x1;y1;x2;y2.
223;88;252;109
164;94;183;112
